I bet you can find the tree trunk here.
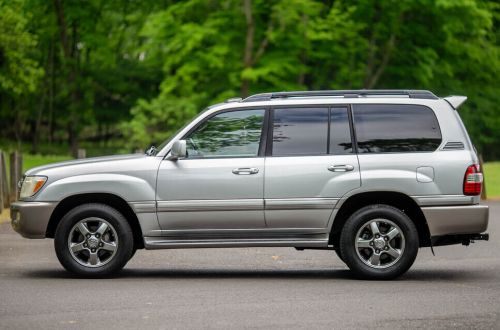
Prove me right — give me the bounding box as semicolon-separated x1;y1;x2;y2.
48;39;55;145
31;91;46;154
53;0;80;157
241;0;254;98
297;14;308;86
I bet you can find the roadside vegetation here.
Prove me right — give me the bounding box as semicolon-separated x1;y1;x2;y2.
484;162;500;198
0;0;499;160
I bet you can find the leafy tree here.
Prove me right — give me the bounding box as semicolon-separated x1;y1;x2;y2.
0;0;498;160
0;0;44;146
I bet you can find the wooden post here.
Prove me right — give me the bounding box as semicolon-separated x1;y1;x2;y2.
9;151;23;203
77;148;86;159
479;154;487;200
1;151;10;208
0;152;3;209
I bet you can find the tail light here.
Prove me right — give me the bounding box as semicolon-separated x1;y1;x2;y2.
463;164;483;195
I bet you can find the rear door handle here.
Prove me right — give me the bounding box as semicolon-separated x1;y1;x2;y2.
232;167;259;175
328;164;354;172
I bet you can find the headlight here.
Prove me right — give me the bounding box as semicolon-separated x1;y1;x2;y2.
20;176;47;198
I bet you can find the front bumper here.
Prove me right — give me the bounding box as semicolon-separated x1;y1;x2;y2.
10;201;57;238
421;204;489;237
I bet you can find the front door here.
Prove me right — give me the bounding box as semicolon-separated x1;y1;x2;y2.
264;106;361;229
156;108;267;231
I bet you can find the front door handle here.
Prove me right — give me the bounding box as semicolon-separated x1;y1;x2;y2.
232;167;259;175
328;164;355;172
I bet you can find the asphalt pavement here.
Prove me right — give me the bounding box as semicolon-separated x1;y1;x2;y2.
1;202;499;329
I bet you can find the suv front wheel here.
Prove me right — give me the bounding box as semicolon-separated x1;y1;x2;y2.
340;204;419;280
54;203;134;277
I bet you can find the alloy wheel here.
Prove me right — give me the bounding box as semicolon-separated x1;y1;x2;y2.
67;218;119;268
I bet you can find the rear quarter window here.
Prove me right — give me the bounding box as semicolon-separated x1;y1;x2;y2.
353;104;442;153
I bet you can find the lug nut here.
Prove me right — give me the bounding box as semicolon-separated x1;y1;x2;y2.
86;234;91;238
370;242;374;246
384;237;388;241
375;249;380;253
375;234;380;239
91;249;96;253
83;243;88;247
99;243;103;247
95;234;100;238
385;246;389;250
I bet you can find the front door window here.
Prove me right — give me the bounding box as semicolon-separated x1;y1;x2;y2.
185;109;265;158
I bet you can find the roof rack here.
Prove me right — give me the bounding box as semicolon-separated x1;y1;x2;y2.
242;90;438;102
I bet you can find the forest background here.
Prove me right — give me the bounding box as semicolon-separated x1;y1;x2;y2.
0;0;499;192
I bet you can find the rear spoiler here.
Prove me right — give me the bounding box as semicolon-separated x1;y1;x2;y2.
444;95;467;109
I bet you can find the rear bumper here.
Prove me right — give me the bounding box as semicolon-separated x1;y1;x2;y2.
10;201;57;238
422;204;489;237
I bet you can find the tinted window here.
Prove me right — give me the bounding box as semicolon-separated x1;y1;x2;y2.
272;108;328;156
353;104;441;153
330;107;353;154
185;109;265;158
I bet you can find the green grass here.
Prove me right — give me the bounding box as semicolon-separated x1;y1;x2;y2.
484;162;500;198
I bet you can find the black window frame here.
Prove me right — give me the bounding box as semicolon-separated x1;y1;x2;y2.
351;103;442;154
179;107;270;160
266;104;356;157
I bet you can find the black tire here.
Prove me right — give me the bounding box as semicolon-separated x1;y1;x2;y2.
340;204;419;280
129;247;137;261
334;248;344;262
54;203;134;277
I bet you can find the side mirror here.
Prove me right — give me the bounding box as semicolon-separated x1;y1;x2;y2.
168;140;187;160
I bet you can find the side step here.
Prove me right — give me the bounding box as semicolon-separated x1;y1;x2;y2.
144;237;328;249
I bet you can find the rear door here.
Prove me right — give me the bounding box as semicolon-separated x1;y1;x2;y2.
264;106;361;229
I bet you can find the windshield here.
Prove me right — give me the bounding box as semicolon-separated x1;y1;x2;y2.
149;107;213;156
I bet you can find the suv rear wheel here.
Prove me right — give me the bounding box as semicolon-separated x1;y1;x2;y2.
340;204;418;280
54;203;134;277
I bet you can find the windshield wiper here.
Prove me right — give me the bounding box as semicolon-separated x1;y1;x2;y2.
145;145;157;156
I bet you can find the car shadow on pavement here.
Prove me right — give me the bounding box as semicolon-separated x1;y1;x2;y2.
21;267;492;282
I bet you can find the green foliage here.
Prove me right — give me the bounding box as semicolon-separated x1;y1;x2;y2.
126;0;500;152
0;0;498;158
0;0;43;96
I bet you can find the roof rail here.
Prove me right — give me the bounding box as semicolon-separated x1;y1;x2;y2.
225;97;243;103
242;90;439;102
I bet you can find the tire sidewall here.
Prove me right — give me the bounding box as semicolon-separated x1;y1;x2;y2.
54;203;134;277
340;204;419;280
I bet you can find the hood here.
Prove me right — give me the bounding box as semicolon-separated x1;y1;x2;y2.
25;154;147;176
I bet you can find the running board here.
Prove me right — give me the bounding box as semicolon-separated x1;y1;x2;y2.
144;237;328;249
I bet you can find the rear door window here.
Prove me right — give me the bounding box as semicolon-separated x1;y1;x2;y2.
353;104;441;153
272;108;329;156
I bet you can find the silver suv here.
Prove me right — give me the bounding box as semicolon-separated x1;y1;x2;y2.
11;90;489;279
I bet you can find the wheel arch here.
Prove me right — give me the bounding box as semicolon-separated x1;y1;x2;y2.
46;193;144;249
330;191;431;248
